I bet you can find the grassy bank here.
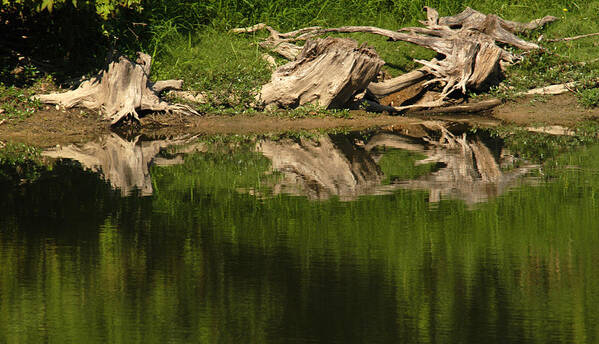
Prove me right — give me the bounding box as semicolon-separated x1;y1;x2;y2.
2;0;599;121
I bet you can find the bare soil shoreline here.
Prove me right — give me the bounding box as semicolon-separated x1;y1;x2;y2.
1;93;597;148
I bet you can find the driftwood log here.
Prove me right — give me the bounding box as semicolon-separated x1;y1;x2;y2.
35;52;198;125
234;7;557;113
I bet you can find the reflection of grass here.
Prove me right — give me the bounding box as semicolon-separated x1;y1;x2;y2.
376;148;438;184
0;142;46;184
6;134;599;342
491;121;599;163
151;144;277;212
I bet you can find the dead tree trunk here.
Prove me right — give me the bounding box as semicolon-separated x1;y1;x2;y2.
35;52;198;125
260;37;384;109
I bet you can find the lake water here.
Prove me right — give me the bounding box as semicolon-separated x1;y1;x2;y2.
1;127;599;343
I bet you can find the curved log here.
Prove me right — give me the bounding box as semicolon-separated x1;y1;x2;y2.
367;69;428;98
405;98;502;114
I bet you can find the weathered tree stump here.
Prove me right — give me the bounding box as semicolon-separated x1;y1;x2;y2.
35;52;198;125
259;37;384;109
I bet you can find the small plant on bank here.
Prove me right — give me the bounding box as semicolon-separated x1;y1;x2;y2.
265;103;353;119
0;84;42;120
576;87;599;108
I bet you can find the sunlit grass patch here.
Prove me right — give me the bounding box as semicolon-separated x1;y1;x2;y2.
576;87;599;108
150;27;272;112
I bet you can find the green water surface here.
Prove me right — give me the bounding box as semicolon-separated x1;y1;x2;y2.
1;132;598;343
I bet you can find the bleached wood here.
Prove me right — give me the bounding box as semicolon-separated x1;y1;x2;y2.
524;82;576;95
35;53;198;125
367;69;428;98
150;80;184;93
545;32;599;42
260;37;384;109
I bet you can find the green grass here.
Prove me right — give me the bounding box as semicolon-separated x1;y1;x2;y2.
0;83;42;120
150;28;272;114
576;87;599;108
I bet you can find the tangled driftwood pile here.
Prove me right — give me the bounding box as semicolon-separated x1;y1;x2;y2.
233;7;558;113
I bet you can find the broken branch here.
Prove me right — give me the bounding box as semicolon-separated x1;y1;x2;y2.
545;32;599;42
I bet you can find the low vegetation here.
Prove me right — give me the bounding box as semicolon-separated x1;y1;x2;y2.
0;84;42;120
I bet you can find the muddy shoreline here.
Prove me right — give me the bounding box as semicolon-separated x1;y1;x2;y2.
1;93;598;148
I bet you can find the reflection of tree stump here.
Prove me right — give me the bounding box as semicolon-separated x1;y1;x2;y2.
260;37;384;109
367;127;535;204
257;135;382;200
35;52;197;124
42;134;182;196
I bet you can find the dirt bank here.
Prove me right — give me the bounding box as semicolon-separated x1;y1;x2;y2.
1;93;598;148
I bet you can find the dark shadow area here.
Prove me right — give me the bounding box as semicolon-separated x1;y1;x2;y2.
0;4;145;86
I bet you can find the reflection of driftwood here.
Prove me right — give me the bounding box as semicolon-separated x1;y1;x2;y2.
364;133;425;153
252;125;534;203
42;134;188;196
369;127;535;204
35;53;198;124
256;135;382;200
260;37;384;109
235;7;555;112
